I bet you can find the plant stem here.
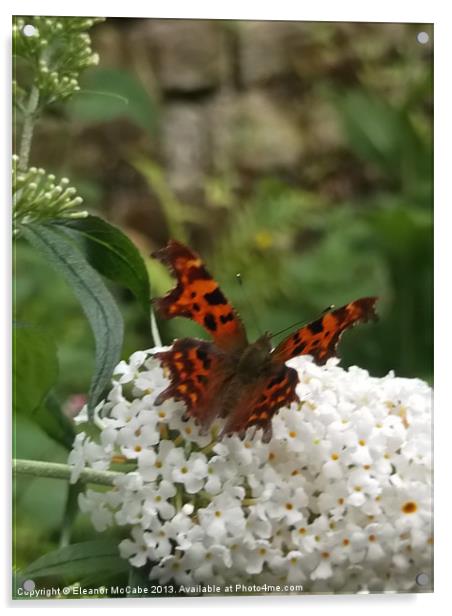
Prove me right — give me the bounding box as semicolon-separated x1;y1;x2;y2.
13;458;122;486
59;483;82;549
17;85;40;171
174;485;183;512
242;498;258;507
150;306;162;347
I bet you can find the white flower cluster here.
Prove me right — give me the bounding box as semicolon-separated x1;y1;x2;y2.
69;348;433;593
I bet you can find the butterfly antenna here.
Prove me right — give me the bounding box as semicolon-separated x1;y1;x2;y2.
270;305;336;339
235;273;264;337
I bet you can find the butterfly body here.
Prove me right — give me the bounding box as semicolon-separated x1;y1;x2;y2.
152;240;378;442
236;334;273;380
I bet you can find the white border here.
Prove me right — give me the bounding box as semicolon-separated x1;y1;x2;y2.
3;1;451;614
2;0;438;22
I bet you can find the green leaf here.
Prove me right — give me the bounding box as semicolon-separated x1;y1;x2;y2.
19;539;128;582
336;90;432;202
63;215;151;313
21;223;124;418
13;326;58;416
338;91;402;172
12;330;73;466
59;482;82;548
33;394;75;451
127;564;153;595
67;67;158;135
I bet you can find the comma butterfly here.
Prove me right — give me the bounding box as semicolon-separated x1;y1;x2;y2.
152;240;378;443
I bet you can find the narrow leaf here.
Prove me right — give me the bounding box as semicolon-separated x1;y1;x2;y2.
59;483;82;548
22;223;123;418
13;325;58;416
20;539;127;581
63;215;151;313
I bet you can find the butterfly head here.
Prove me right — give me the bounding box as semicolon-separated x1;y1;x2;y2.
254;332;273;350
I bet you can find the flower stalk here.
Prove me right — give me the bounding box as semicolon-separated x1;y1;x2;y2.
17;85;39;171
13;458;122;487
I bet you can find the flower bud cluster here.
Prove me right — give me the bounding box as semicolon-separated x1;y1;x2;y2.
13;155;87;233
13;16;103;104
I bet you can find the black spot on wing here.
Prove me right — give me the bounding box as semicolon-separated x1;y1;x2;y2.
196;347;212;369
308;319;324;334
219;312;234;324
196;348;208;361
292;342;307;355
204;288;228;305
203;313;217;332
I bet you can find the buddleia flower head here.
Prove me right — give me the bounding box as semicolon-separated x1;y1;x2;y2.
69;348;433;593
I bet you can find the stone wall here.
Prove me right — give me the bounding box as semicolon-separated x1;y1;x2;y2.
43;19;431;242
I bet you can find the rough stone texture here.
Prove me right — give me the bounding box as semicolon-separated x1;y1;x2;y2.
208;90;238;174
73;19;432;213
143;19;228;93
212;90;302;173
161;102;211;198
90;21;127;69
301;97;345;154
130;19;306;199
237;21;298;85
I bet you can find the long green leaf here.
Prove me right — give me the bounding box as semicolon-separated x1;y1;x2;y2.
63;215;151;313
59;483;82;548
336;90;432;201
13;325;58;416
22;223;123;418
20;539;128;581
33;394;75;451
13;325;74;449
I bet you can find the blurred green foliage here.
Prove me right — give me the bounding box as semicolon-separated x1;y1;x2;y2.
67;67;158;136
148;85;433;379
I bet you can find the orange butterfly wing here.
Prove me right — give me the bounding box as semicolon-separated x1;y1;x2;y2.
155;340;299;443
227;298;379;440
153;241;378;443
220;364;299;443
152;240;248;352
154;338;233;429
271;297;378;365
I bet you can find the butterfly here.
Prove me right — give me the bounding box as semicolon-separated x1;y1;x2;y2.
152;240;378;443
